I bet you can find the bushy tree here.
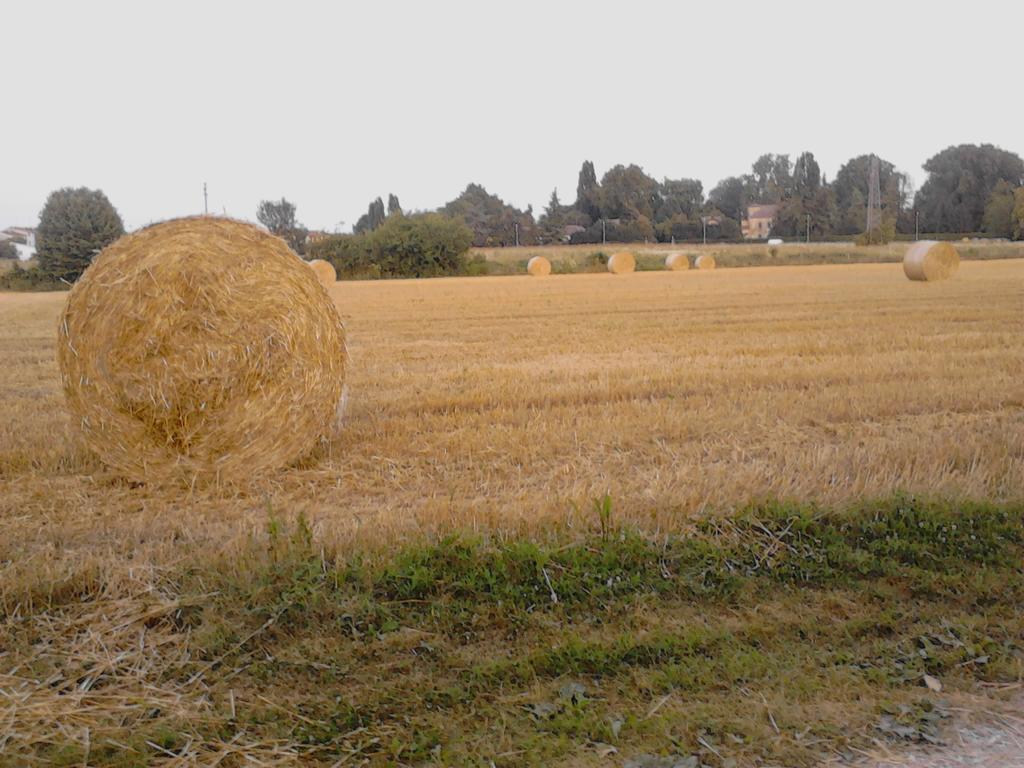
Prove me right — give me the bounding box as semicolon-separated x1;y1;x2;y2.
832;155;909;236
915;144;1024;233
598;164;660;221
36;187;124;282
256;198;307;253
655;178;703;224
749;154;792;203
708;176;747;222
0;240;17;260
982;181;1016;237
441;183;536;247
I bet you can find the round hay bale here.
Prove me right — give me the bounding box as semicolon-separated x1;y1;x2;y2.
307;258;337;286
665;252;690;271
57;216;348;484
903;241;959;282
694;254;716;270
527;255;551;276
607;251;636;275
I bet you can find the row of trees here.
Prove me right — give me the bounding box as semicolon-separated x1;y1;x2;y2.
7;143;1023;287
341;144;1023;247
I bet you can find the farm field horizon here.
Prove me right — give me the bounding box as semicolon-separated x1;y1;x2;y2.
2;259;1023;765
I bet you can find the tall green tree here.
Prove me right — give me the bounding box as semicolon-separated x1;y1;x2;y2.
792;152;822;199
538;188;568;243
35;187;124;282
915;144;1024;233
353;197;387;234
1014;188;1024;240
982;181;1017;237
748;154;792;203
574;160;601;221
387;194;402;217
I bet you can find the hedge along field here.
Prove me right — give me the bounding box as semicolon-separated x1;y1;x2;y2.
473;238;1024;273
1;259;1023;765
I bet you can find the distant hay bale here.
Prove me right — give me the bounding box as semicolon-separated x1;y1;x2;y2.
607;251;636;274
57;216;348;484
694;254;716;270
307;258;337;285
903;241;959;282
665;252;690;271
527;255;551;276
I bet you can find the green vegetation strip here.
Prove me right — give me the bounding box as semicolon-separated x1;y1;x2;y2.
11;497;1024;766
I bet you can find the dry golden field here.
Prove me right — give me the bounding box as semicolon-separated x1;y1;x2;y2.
2;260;1024;766
2;260;1023;566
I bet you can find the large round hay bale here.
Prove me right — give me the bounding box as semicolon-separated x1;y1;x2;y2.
694;254;716;270
307;258;337;286
903;241;959;282
607;251;636;274
665;252;689;271
57;217;348;484
527;255;551;276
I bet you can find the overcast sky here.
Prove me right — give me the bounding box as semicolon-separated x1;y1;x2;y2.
2;0;1021;232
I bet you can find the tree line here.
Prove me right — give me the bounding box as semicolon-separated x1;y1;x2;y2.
4;143;1023;288
336;143;1024;249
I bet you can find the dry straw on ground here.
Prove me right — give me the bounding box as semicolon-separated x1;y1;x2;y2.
527;255;551;276
903;241;960;281
57;216;348;484
307;258;337;285
608;251;636;274
665;252;690;271
694;254;716;270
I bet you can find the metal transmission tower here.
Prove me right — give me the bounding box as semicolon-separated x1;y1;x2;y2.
866;155;882;236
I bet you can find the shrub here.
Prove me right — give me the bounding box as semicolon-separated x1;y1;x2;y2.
0;262;68;291
0;240;17;260
309;213;472;279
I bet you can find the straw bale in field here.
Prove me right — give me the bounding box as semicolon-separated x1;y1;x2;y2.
608;251;636;274
308;258;337;285
903;241;959;282
694;254;716;270
527;255;551;276
665;252;689;271
57;216;348;483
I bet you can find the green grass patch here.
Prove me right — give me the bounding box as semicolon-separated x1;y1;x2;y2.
10;496;1024;766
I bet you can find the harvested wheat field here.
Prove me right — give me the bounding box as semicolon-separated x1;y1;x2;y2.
2;259;1023;767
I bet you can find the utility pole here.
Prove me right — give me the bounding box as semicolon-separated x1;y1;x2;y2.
701;216;707;245
514;221;520;247
915;210;919;241
806;214;811;244
203;182;208;215
601;219;606;244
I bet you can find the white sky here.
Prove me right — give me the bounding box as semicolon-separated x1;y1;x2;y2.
2;0;1021;232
